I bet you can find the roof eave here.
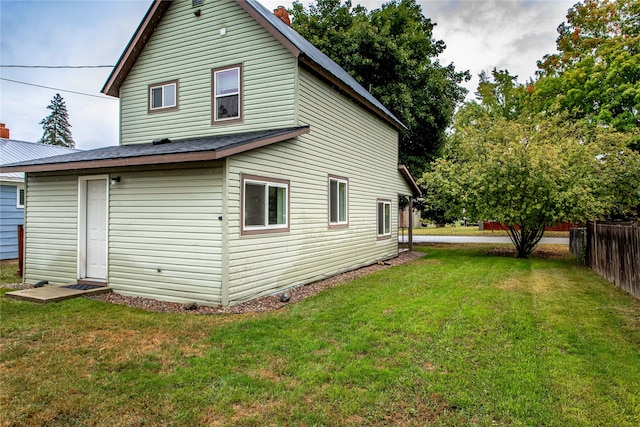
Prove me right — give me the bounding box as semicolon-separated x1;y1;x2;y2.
101;0;173;97
398;165;422;197
0;127;310;174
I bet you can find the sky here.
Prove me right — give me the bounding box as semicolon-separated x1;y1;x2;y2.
0;0;576;150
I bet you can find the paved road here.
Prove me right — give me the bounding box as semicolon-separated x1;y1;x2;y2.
399;235;569;245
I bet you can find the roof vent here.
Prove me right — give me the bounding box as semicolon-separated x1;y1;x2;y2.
152;138;172;145
192;0;204;7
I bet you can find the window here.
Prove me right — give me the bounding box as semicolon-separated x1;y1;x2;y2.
377;199;391;238
329;176;348;227
16;186;25;208
148;81;177;112
242;175;289;234
212;64;242;123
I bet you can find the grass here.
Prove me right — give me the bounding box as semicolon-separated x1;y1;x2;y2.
0;260;21;286
413;225;570;237
1;244;639;426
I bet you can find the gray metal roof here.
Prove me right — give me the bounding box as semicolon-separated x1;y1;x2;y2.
0;139;80;180
0;127;309;172
244;0;405;129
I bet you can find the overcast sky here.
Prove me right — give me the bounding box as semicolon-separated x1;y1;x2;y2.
0;0;575;150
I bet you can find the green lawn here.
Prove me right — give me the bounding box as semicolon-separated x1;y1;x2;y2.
0;260;21;286
1;245;639;426
412;225;570;238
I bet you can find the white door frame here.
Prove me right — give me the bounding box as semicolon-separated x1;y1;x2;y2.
77;175;109;281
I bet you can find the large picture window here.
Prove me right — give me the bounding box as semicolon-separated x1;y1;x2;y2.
213;64;242;123
242;175;289;235
148;80;177;112
329;176;348;227
377;199;391;238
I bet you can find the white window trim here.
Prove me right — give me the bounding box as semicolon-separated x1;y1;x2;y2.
213;65;242;122
149;81;177;111
241;175;289;235
328;176;348;228
16;185;25;208
377;199;392;238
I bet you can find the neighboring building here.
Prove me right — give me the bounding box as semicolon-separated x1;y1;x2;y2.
0;129;79;260
2;0;420;306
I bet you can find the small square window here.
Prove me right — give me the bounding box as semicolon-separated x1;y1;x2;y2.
377;199;391;238
212;65;242;123
329;176;348;227
242;175;289;235
16;186;25;208
148;81;178;112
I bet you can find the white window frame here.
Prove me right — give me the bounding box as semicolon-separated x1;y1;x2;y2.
212;65;242;123
241;175;289;235
149;81;177;111
377;199;392;238
16;185;25;208
328;176;348;228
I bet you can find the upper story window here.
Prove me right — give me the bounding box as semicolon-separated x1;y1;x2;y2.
212;64;242;123
242;174;289;235
148;80;177;112
377;199;391;238
329;176;348;228
16;186;25;208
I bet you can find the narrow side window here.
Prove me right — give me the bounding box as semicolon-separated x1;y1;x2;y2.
377;199;391;238
16;186;25;208
329;176;348;228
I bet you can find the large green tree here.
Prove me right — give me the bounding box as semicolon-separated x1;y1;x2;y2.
532;0;640;145
39;93;75;148
290;0;469;177
421;113;640;258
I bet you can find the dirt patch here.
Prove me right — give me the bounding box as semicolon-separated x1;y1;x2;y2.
485;245;569;259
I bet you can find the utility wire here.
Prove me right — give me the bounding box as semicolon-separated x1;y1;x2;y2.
0;77;115;100
1;65;114;69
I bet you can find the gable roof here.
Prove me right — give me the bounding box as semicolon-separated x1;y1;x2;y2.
0;127;309;173
0;139;80;180
101;0;405;131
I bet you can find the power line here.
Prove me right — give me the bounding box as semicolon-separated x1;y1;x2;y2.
1;65;114;69
0;77;116;100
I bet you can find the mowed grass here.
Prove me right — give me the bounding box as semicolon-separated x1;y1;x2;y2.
0;260;21;286
412;225;570;237
1;245;639;426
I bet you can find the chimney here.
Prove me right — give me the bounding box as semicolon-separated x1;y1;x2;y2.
0;123;9;139
274;6;290;26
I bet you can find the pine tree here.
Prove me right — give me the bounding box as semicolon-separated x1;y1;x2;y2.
39;93;75;148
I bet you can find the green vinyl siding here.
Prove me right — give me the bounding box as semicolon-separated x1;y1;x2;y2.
119;0;297;145
108;165;223;305
223;68;412;305
23;174;78;285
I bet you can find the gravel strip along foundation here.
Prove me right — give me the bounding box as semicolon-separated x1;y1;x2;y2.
3;252;423;315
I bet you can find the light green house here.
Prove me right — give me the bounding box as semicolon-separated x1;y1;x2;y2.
3;0;420;306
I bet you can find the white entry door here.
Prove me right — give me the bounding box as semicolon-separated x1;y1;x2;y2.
84;179;107;280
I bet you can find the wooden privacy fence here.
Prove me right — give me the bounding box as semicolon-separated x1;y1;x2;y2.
586;221;639;299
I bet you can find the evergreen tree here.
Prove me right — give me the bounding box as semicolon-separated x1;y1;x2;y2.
39;93;75;148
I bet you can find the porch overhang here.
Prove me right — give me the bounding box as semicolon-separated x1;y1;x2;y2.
0;127;310;173
398;165;422;197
